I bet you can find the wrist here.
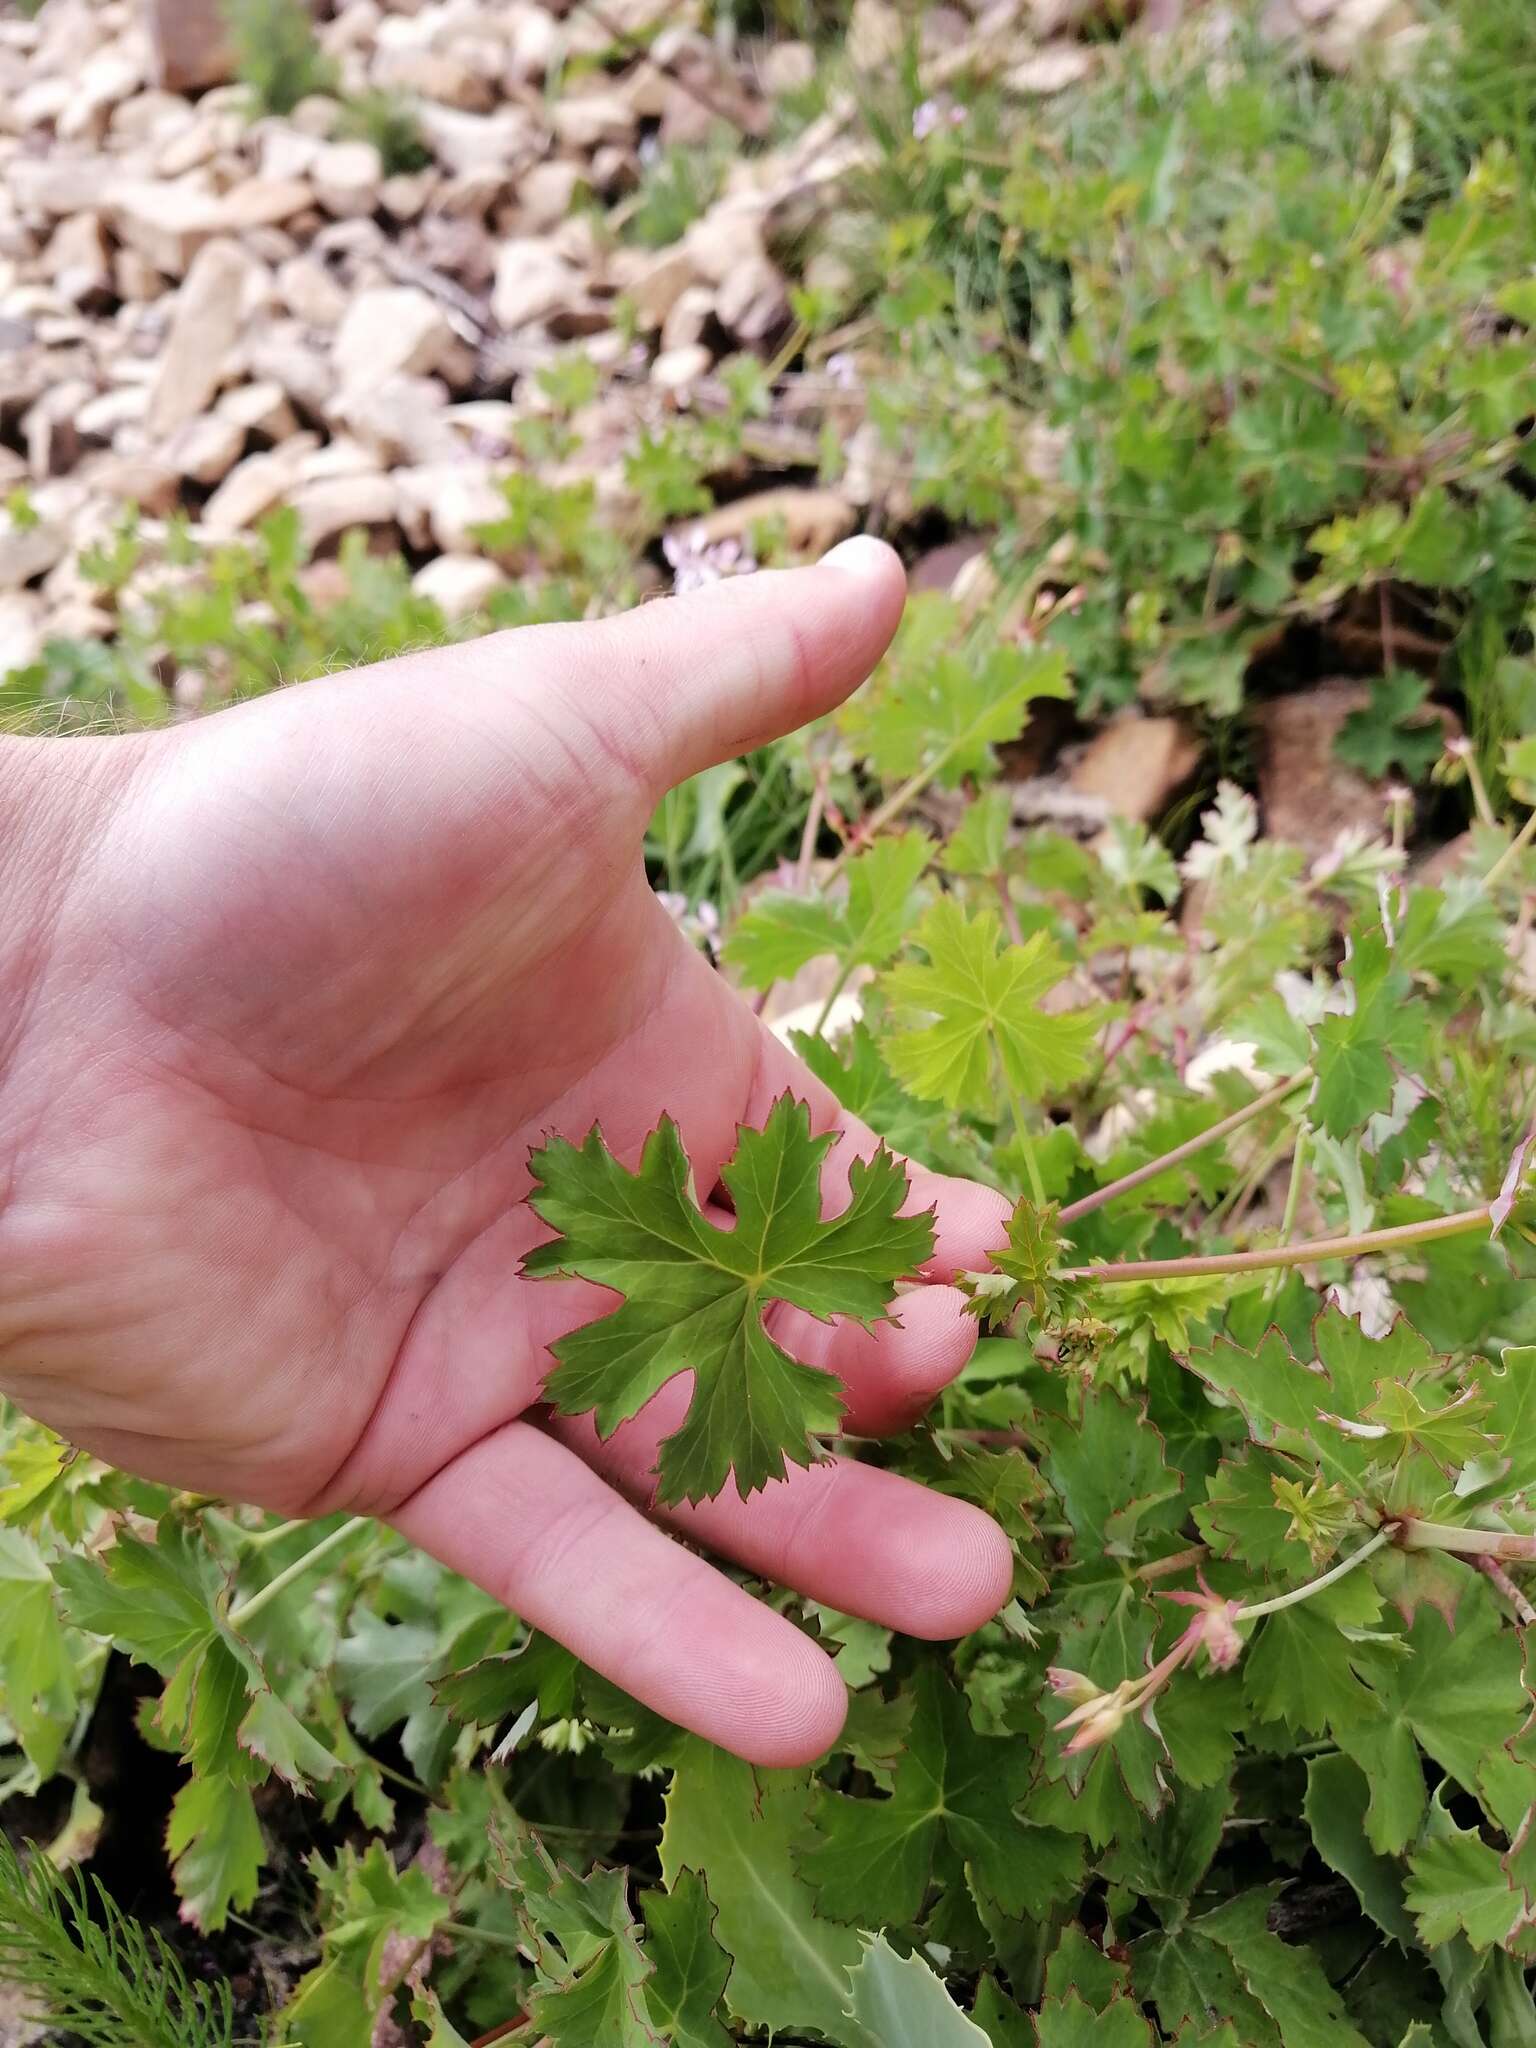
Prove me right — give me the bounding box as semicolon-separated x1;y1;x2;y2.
0;731;152;1403
0;730;137;993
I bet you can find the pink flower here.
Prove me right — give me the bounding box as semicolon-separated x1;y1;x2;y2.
912;96;966;140
1159;1575;1245;1672
662;527;758;596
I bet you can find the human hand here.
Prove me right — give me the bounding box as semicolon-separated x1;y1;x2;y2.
0;538;1013;1764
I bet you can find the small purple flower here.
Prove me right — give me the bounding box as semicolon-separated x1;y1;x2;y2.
657;890;723;956
912;96;966;140
662;526;759;596
825;351;860;392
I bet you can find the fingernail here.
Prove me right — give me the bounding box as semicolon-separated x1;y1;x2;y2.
819;534;897;578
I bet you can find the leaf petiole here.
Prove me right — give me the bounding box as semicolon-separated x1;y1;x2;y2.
1234;1527;1394;1621
226;1515;370;1630
1059;1070;1311;1226
1397;1519;1536;1561
1060;1202;1493;1284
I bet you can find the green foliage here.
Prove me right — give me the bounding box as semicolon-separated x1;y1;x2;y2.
623;130;735;250
0;1832;233;2047
224;0;338;115
835;20;1536;728
525;1093;933;1500
336;88;432;174
1336;673;1446;784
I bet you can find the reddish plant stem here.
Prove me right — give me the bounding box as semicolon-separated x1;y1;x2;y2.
1478;1554;1536;1625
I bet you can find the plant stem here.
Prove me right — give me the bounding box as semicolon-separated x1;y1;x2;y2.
1005;1076;1048;1209
440;1921;527;1953
1235;1527;1393;1621
1059;1071;1309;1225
1059;1202;1492;1284
227;1515;369;1630
1465;750;1497;831
1484;806;1536;889
1398;1518;1536;1560
810;957;857;1038
1266;1123;1310;1300
1478;1554;1536;1624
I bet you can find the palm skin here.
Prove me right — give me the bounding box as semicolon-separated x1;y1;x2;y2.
0;539;1013;1764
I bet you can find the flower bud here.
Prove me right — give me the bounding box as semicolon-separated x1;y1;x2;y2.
1046;1666;1101;1707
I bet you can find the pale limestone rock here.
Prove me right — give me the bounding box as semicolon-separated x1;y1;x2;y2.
0;511;66;590
24;381;90;479
492;236;579;330
247;322;338;413
661;285;714;353
505;2;560;82
685;200;766;287
43;211;112;304
651;343;711;392
291;472;399;549
83;451;179;512
515;159;581;233
381;171;436;222
394;461;503;552
277;253;349;327
110;88;190;145
145;238;248;438
110;180;223;275
296;435;382;484
612;245;697;331
444;398;519;452
58;41;145;143
413;551;505;617
1071;715;1202;824
437;165;509;219
1005;43;1095;95
715;254;788;345
418;103;534;176
549;92;635;152
10;75;73;132
848;0;903;69
256;122;324;184
0;591;44;677
216;177;316;235
312;140;385;218
289;96;343;138
114;247;163;301
216;379;298;441
153;111;224;177
694;486;856;558
376;48;493;111
201;436;317;536
333;285;456;388
164;412;247;484
10;157;114;221
761;40;815;93
76;385;149;439
330;374;456;465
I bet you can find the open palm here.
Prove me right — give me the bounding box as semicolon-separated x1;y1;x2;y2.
0;540;1012;1764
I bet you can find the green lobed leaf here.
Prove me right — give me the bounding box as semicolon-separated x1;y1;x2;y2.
802;1663;1081;1922
660;1740;871;2047
843;1934;993;2046
525;1094;934;1502
880;898;1108;1114
641;1871;732;2048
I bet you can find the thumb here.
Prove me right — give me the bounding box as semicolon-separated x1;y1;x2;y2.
530;535;907;794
